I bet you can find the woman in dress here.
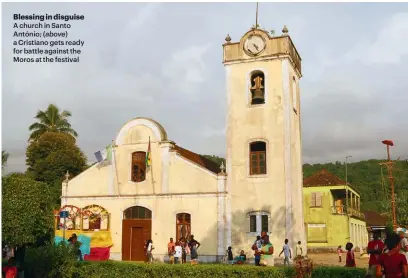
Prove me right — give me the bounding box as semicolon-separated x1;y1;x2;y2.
259;236;274;266
188;235;201;264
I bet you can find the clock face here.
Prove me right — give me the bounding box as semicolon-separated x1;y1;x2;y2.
244;35;265;55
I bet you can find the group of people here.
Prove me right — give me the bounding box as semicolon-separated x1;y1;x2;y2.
366;231;407;278
338;230;407;278
249;232;302;267
145;235;201;264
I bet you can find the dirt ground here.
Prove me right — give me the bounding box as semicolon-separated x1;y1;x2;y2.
273;252;369;268
306;252;369;268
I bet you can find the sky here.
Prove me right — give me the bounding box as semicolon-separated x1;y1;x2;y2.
2;2;408;174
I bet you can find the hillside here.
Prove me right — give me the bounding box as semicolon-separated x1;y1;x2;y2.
202;155;408;214
303;159;408;213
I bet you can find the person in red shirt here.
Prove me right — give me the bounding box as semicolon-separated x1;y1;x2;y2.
368;231;386;277
2;257;18;278
345;242;356;267
376;232;408;278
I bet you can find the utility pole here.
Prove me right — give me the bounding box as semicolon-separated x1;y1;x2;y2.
345;156;352;213
62;171;70;241
379;140;397;232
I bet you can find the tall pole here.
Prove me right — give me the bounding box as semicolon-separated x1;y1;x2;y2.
380;140;397;232
345;156;352;213
63;171;70;241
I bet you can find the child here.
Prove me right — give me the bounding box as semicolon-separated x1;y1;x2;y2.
337;245;343;262
227;246;233;264
345;242;356;267
252;236;262;266
296;241;303;259
174;242;182;264
2;257;18;278
232;250;246;265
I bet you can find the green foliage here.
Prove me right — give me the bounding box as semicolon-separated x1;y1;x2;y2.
26;132;87;186
201;155;226;168
24;243;78;278
28;104;78;142
2;150;10;169
66;262;366;278
303;159;408;214
382;191;408;226
311;266;366;277
1;175;54;248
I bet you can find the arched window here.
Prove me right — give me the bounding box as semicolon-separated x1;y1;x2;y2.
248;211;270;234
131;152;146;182
250;141;266;175
176;213;191;241
82;204;109;231
292;77;297;113
123;206;152;219
250;70;265;105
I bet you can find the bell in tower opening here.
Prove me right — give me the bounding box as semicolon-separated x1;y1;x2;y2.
250;70;265;105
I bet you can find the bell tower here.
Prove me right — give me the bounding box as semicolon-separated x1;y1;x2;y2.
223;24;306;256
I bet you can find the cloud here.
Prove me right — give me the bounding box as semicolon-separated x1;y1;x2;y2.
345;12;408;65
2;3;408;174
161;43;213;97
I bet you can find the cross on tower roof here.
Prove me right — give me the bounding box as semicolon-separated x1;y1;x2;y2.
255;2;259;29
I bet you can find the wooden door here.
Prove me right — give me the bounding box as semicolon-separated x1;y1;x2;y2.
130;227;144;261
122;219;151;261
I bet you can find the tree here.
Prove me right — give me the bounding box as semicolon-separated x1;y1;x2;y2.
2;150;9;169
382;191;408;227
28;104;78;141
2;175;54;248
201;155;226;168
26;132;87;205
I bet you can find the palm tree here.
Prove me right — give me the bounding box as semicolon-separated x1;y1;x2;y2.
28;104;78;141
2;150;9;169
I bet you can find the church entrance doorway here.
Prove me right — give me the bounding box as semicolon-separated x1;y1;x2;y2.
122;206;152;261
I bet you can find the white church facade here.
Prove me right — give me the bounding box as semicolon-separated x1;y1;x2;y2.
57;26;306;262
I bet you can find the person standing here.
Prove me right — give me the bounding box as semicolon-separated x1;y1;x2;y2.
174;242;182;264
367;231;385;277
227;246;233;264
2;257;18;278
251;236;262;266
146;239;154;264
68;233;83;261
188;235;201;265
179;237;189;264
376;232;407;278
167;238;175;264
259;236;274;266
279;239;292;266
337;245;343;262
345;242;356;267
399;231;408;262
296;241;303;259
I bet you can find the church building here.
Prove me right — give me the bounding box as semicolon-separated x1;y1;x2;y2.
56;24;306;262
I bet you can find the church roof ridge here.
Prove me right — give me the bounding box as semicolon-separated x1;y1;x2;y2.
173;145;221;174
